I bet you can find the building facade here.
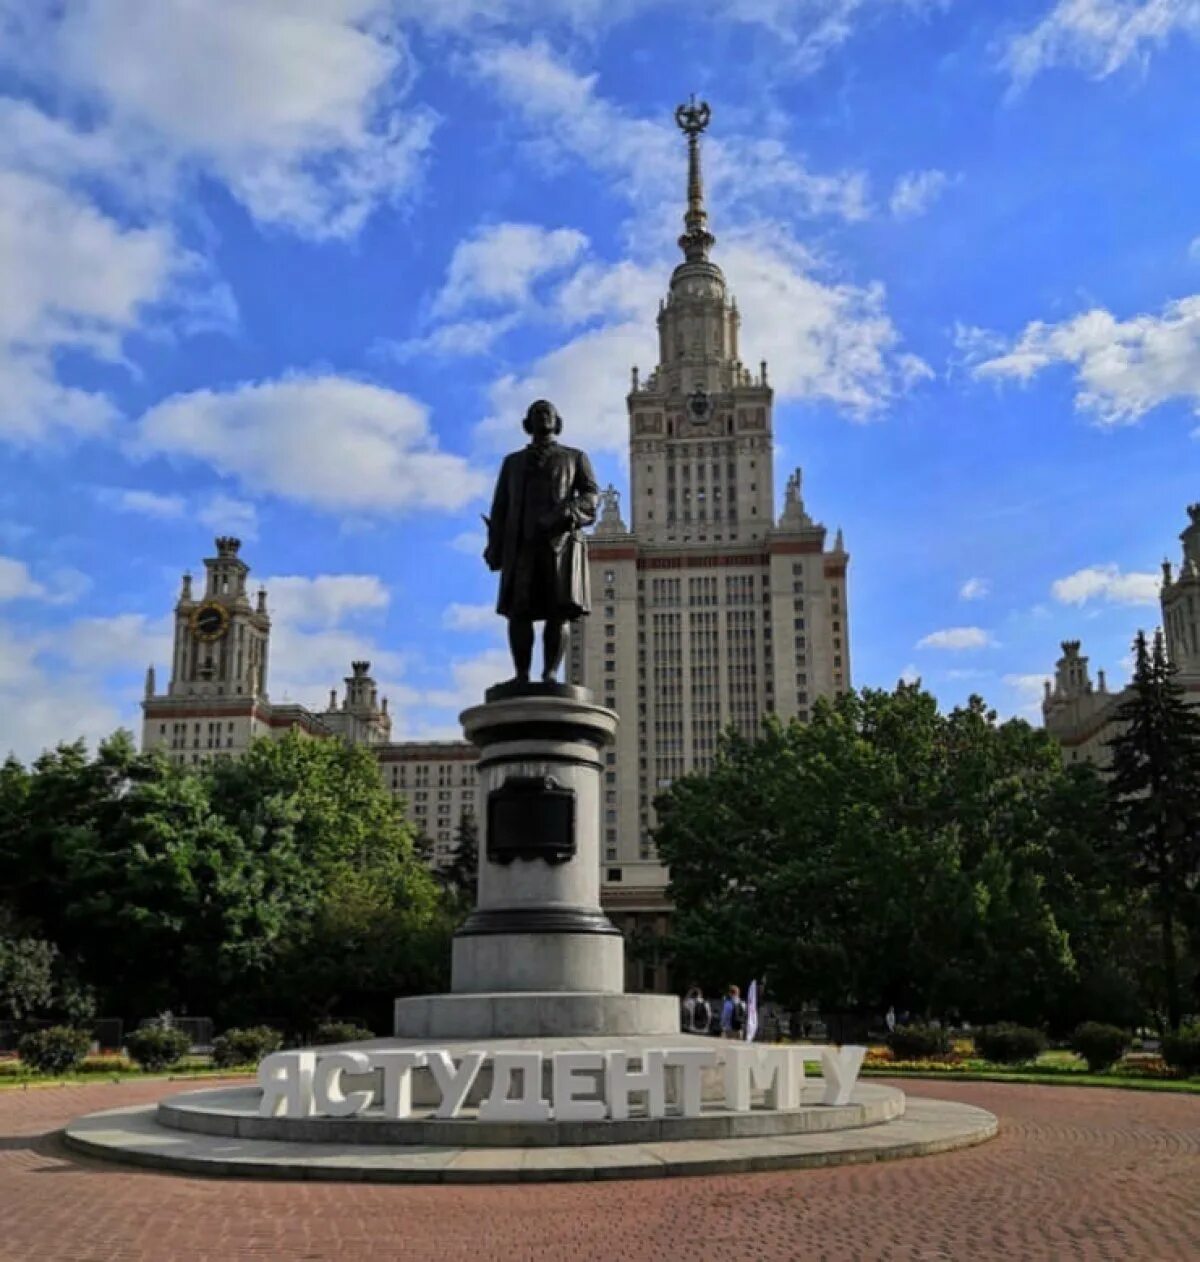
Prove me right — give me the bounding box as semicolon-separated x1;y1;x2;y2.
142;537;478;862
1043;504;1200;766
568;103;852;985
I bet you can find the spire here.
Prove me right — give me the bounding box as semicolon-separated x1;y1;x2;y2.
674;97;714;262
144;664;156;699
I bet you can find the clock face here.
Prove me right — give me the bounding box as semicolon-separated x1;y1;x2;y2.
192;602;229;641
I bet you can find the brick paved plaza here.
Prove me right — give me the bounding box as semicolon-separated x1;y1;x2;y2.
0;1076;1196;1261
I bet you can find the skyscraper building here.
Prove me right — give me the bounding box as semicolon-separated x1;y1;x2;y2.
569;102;852;979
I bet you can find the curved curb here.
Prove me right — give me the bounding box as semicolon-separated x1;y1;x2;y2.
62;1097;997;1184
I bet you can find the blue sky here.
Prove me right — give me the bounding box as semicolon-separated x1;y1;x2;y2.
1;0;1198;760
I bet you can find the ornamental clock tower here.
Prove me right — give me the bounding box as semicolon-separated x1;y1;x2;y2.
143;537;292;766
168;536;270;699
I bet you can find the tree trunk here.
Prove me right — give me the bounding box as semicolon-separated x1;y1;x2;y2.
1159;872;1180;1032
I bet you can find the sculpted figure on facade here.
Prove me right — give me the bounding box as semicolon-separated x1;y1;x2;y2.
484;400;600;685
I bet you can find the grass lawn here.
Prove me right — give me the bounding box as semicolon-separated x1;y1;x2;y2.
0;1056;253;1089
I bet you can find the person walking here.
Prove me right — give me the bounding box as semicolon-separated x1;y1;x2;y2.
682;987;712;1035
720;985;747;1040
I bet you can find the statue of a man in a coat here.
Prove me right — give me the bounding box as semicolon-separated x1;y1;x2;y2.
484;400;599;684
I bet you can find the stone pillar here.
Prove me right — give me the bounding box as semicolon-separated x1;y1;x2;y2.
451;685;625;994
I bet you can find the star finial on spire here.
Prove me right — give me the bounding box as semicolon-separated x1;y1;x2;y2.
674;96;714;262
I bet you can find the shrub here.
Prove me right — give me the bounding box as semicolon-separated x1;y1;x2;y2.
211;1025;283;1069
17;1026;92;1075
313;1021;374;1045
1162;1023;1200;1077
887;1024;951;1060
1070;1022;1130;1073
125;1025;192;1072
975;1023;1047;1065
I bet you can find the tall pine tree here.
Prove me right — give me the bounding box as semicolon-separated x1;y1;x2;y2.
1108;630;1200;1030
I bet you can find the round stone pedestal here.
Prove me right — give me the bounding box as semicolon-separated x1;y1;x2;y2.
452;689;624;997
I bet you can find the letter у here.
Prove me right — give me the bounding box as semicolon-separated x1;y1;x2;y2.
373;1050;428;1119
817;1045;866;1106
478;1051;552;1122
426;1050;487;1119
258;1050;316;1119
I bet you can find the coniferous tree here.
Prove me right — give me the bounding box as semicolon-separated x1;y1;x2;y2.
1107;630;1200;1030
442;812;479;904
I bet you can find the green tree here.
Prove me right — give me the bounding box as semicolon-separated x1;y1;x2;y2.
655;684;1112;1026
0;731;452;1029
1107;631;1200;1030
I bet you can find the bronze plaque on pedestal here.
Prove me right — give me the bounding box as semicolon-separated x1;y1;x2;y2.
487;775;576;865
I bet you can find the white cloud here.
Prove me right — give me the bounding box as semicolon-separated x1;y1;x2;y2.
722;232;927;412
1189;236;1200;263
916;626;995;650
1051;563;1160;606
449;529;485;554
971;296;1200;424
11;0;437;240
468;40;870;238
103;488;186;519
899;662;920;684
715;0;950;72
442;602;496;631
889;169;952;218
198;493;259;541
0;557;47;602
0;167;187;443
478;321;654;457
0;622;126;761
264;575;391;628
135;374;489;516
434;223;587;316
383;315;520;361
0;556;89;606
55;612;172;673
1003;0;1200;91
416;647;512;713
1004;671;1052;696
960;576;990;600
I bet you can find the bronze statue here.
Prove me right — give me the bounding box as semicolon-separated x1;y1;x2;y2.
484;400;599;685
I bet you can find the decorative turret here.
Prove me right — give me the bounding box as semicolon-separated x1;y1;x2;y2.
1051;640;1092;699
144;665;155;699
323;660;391;746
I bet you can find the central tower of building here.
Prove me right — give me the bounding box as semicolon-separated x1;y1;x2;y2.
573;102;852;985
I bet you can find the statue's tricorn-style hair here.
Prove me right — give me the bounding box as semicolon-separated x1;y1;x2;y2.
523;399;563;435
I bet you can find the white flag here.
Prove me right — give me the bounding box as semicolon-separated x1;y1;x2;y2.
745;979;759;1043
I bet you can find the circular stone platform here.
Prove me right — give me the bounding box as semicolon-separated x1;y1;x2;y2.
64;1069;996;1183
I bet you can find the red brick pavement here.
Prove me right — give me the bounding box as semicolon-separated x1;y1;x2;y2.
0;1075;1197;1262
